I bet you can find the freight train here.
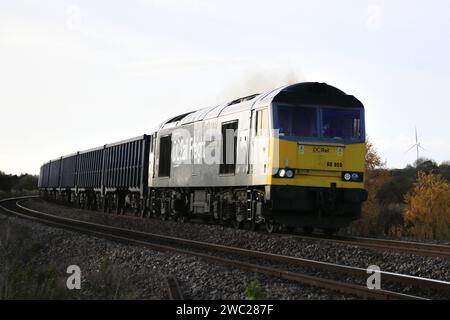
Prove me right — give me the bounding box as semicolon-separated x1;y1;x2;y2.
38;82;368;234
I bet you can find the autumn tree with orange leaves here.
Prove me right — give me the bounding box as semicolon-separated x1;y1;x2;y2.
350;139;389;236
403;171;450;240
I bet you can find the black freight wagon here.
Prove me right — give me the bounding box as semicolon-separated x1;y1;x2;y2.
48;158;62;189
38;135;150;214
102;135;150;214
59;153;78;202
37;158;62;199
38;162;51;189
76;145;104;209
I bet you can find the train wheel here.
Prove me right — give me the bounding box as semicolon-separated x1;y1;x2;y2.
265;219;275;234
247;220;257;231
323;228;338;236
179;214;189;223
281;224;295;234
232;219;242;229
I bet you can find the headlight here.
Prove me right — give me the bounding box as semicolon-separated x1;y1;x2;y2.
274;168;295;179
342;172;363;182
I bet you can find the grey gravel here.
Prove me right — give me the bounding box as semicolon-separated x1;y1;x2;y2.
0;203;355;300
24;199;450;284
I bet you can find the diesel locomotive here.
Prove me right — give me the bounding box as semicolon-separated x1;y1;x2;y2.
38;82;368;234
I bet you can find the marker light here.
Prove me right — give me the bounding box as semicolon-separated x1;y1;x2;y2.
286;169;294;178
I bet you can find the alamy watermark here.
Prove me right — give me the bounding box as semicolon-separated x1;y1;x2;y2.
366;265;381;290
66;265;81;290
66;5;82;31
367;5;383;30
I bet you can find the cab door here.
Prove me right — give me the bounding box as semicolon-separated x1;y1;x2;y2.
249;108;270;181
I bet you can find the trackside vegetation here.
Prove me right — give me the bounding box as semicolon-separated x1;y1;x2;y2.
350;139;450;240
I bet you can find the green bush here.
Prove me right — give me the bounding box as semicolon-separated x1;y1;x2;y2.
242;274;265;300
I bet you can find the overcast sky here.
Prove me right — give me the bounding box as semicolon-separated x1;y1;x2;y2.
1;0;450;175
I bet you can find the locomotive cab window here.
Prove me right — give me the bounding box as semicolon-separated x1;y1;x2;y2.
220;120;238;175
274;105;363;141
276;105;318;137
158;135;172;177
322;108;362;140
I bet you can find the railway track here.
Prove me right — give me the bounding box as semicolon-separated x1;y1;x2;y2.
19;196;450;260
162;275;184;300
282;232;450;260
1;196;449;300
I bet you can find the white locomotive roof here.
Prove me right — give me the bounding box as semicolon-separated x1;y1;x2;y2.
181;105;220;124
157;82;362;130
158;86;284;130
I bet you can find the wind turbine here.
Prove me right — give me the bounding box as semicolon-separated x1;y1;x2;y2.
405;127;426;161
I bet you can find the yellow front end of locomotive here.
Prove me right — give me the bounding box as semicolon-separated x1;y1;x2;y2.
267;138;366;189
